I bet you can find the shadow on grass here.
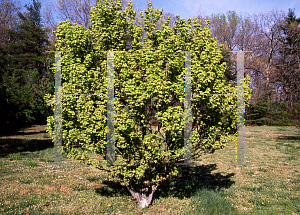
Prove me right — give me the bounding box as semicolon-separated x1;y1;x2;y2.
154;164;235;199
0;122;54;158
276;135;300;141
0;122;38;137
94;164;235;201
0;139;54;158
2;129;48;136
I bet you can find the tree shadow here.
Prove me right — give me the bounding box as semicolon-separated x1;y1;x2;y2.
154;164;235;199
94;180;132;197
0;121;38;137
0;122;54;157
276;135;300;141
94;163;235;202
0;138;54;158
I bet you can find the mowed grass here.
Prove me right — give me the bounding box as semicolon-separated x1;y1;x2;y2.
0;125;299;214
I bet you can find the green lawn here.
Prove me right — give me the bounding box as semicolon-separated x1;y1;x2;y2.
0;125;299;214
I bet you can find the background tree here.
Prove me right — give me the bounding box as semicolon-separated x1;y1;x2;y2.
0;0;23;45
276;8;300;106
45;0;252;208
245;9;300;126
193;7;300;127
274;8;300;127
0;0;23;123
248;9;287;105
41;0;59;52
43;0;97;29
0;0;54;125
194;10;258;88
209;11;241;51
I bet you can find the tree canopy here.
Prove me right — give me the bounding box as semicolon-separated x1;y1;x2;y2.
0;0;54;124
45;0;252;208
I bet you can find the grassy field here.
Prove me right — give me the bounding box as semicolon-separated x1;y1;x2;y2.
0;124;299;214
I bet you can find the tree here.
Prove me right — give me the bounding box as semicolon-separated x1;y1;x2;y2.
194;10;259;92
42;0;144;53
0;0;23;123
44;0;97;29
45;0;252;208
41;0;60;52
247;9;287;105
193;7;300;127
276;8;300;106
0;0;23;46
0;0;54;124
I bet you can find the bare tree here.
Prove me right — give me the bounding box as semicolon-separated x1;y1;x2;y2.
248;9;287;103
41;0;98;51
192;3;210;29
52;0;96;28
208;11;241;51
154;11;176;32
275;8;300;106
194;8;289;105
0;0;23;46
41;0;60;51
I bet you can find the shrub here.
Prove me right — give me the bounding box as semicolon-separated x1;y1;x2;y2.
45;0;252;208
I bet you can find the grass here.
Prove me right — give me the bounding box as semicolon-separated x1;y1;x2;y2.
183;185;240;215
0;124;299;214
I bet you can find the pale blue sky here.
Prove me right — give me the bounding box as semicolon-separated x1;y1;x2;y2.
140;0;299;20
18;0;300;25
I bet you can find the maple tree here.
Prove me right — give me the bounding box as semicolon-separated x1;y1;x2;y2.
45;0;252;208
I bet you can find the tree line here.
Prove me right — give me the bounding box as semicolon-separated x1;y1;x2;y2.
0;0;299;128
194;7;300;127
0;0;55;127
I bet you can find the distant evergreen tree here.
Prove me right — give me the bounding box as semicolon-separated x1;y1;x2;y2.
0;0;55;125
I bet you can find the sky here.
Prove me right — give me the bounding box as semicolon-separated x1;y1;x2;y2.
17;0;300;25
142;0;299;20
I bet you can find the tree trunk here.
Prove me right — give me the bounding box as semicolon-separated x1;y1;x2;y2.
127;184;158;208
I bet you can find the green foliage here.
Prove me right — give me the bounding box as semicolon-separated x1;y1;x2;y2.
245;91;300;127
219;48;237;87
45;0;252;202
0;0;54;124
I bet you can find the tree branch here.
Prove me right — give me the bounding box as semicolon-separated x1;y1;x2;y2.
154;134;166;141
